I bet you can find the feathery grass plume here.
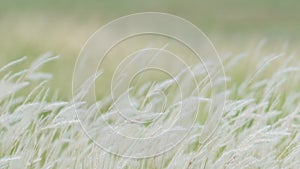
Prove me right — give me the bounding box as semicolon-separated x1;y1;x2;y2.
1;44;300;168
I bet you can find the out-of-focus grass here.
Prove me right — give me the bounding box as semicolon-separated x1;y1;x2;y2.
1;0;299;36
0;0;299;99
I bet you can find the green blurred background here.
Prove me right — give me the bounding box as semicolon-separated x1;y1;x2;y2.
1;0;299;99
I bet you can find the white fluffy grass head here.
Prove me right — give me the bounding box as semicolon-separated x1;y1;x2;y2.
0;43;300;168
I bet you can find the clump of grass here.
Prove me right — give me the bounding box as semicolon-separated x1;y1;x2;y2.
0;44;299;168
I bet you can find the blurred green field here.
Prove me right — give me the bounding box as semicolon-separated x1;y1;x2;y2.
1;0;299;99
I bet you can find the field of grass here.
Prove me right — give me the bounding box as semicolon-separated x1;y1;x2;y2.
1;0;300;98
0;0;300;168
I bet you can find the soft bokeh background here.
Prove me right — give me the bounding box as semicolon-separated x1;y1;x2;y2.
1;0;299;99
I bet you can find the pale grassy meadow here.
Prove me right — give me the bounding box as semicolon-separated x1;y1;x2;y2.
1;0;300;168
